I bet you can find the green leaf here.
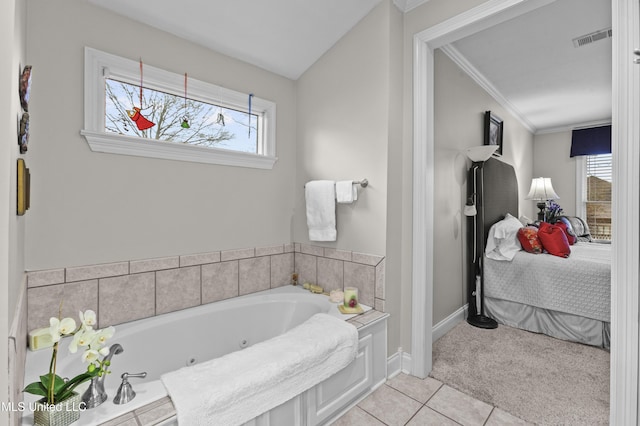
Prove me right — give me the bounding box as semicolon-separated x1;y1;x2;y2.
23;382;47;397
40;374;66;394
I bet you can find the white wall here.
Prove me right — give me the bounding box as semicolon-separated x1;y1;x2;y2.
533;131;577;217
25;0;297;271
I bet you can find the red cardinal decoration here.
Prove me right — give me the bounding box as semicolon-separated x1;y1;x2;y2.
128;59;155;131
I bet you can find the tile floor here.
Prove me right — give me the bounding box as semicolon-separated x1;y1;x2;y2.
331;373;532;426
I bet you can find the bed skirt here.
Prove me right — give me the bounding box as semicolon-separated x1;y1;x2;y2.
484;296;610;350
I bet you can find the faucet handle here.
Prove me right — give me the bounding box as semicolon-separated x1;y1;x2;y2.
113;372;147;405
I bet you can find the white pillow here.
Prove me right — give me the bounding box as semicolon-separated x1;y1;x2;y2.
485;213;523;261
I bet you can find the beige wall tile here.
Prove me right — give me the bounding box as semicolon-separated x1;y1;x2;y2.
66;262;128;283
294;253;317;285
344;262;376;306
324;248;352;262
239;256;271;295
317;257;344;291
156;267;201;315
98;273;155;327
284;243;295;253
202;261;239;304
27;269;65;288
221;248;255;261
130;256;179;274
28;280;99;331
271;253;294;288
352;252;384;266
375;258;386;300
255;245;284;256
180;251;221;267
300;244;324;256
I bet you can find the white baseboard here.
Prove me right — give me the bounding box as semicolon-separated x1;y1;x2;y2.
387;304;467;377
432;304;467;343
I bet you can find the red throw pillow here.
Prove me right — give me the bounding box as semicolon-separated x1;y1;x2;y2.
538;222;571;258
517;226;542;254
554;221;578;245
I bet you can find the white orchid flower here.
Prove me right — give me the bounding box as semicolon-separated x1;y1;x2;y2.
69;328;96;354
49;317;77;343
91;326;115;349
79;310;97;328
81;348;100;364
98;346;110;357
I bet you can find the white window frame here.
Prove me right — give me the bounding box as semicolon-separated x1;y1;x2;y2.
81;47;277;169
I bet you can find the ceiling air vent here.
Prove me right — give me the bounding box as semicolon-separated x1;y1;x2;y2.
572;27;612;48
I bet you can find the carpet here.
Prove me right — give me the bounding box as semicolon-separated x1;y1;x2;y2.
430;322;610;425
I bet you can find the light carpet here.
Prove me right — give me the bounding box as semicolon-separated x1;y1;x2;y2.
430;322;609;425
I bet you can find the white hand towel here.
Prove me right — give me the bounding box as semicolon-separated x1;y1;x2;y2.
161;313;358;426
336;180;357;204
305;180;336;241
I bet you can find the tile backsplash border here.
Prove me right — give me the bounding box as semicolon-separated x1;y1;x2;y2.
25;243;386;333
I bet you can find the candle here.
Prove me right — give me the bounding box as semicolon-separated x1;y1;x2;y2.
344;287;359;308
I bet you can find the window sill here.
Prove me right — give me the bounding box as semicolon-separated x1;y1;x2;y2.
81;130;278;169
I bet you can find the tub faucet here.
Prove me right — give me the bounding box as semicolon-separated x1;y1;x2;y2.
81;343;123;409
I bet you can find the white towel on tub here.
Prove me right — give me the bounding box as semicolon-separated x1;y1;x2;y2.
305;180;337;241
161;313;358;426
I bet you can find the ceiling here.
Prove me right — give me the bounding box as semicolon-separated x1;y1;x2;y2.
86;0;611;134
451;0;612;133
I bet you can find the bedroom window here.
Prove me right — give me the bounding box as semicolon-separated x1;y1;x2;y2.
81;47;277;169
583;153;612;240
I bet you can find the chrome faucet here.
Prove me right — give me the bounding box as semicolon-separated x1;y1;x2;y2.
81;343;123;409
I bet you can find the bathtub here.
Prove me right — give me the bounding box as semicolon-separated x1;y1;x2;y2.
22;285;373;426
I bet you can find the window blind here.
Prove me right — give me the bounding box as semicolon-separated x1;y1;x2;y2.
570;125;611;157
585;153;612;240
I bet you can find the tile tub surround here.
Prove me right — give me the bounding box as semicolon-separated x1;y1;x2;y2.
25;243;386;332
294;243;386;311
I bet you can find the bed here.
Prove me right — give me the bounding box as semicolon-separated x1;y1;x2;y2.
470;158;611;349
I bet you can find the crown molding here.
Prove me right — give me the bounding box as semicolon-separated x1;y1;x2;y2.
440;44;537;134
393;0;430;13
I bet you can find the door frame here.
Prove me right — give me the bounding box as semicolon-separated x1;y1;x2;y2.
410;0;639;423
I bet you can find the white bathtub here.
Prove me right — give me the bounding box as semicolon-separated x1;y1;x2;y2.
22;285;370;426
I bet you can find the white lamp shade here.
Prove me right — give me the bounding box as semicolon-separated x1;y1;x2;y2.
526;177;560;201
466;145;498;162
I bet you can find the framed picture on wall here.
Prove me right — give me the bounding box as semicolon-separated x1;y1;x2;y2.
484;111;503;156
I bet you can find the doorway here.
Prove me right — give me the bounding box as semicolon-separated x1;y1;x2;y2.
410;0;640;424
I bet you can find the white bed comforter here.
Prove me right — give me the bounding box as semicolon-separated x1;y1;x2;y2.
484;242;611;322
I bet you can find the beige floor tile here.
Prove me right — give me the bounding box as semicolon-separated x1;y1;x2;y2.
386;373;442;403
426;385;492;426
331;406;386;425
485;407;533;425
358;385;422;426
406;406;460;426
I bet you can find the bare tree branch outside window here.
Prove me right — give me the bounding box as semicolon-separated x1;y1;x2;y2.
105;79;258;153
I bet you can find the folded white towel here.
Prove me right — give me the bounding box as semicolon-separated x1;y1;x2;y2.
336;180;358;204
161;313;358;426
305;180;336;241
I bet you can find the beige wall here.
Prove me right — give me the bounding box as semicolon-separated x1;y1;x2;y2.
2;0;27;423
25;0;297;271
294;1;391;256
432;50;534;324
295;0;401;353
533;131;577;217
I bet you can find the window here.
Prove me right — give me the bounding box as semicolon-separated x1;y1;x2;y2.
579;153;612;240
81;47;277;169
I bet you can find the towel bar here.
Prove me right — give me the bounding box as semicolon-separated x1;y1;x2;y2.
304;179;368;188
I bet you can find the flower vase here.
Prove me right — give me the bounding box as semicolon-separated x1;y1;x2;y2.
33;392;83;426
